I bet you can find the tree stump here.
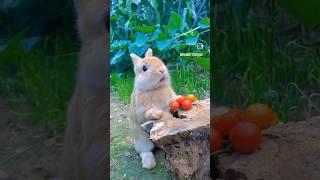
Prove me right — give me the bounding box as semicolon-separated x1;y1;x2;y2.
141;99;211;180
217;116;320;180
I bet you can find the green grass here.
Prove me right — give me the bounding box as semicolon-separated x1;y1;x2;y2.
0;33;78;132
110;61;210;102
213;4;320;122
111;147;172;180
170;61;210;99
110;98;172;179
110;74;134;103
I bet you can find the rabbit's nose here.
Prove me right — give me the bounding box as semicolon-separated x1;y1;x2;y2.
159;68;165;73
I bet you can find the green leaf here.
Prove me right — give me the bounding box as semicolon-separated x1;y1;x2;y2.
185;36;198;46
151;29;161;40
157;32;168;41
126;0;132;12
171;41;183;49
134;32;149;47
187;1;197;20
129;44;150;56
110;15;117;21
198;17;210;29
124;20;130;32
181;8;188;31
194;57;210;70
168;12;183;34
150;0;158;9
278;0;320;28
133;26;156;33
189;30;199;37
156;39;172;51
132;0;140;5
111;50;126;65
111;40;129;51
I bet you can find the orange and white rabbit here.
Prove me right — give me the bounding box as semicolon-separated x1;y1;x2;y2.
129;48;176;169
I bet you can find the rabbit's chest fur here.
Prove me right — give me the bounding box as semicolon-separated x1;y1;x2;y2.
133;86;175;124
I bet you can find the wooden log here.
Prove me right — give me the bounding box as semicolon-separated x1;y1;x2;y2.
217;116;320;180
141;99;211;179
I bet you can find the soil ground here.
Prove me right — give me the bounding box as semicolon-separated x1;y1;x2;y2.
0;95;172;180
0;97;62;180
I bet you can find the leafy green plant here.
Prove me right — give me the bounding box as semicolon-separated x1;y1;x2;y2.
110;0;210;73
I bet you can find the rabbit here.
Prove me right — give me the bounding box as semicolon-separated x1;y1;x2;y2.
129;48;177;169
61;0;108;179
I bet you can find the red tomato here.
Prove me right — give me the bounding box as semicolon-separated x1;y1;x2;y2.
181;99;192;110
170;101;180;111
231;108;245;121
213;108;244;136
211;129;223;152
176;96;186;105
229;121;262;153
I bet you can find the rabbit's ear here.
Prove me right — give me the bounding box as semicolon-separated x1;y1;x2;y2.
145;48;153;57
130;53;141;64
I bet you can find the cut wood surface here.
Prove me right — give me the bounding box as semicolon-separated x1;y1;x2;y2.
141;99;210;180
218;116;320;180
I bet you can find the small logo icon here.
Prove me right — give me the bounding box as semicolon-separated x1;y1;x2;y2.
196;43;204;50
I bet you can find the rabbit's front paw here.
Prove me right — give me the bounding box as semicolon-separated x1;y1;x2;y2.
152;109;163;120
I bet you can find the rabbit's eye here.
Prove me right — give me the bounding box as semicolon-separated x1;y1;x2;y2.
142;65;148;72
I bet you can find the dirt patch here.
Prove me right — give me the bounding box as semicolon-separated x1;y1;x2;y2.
0;98;62;180
0;95;172;179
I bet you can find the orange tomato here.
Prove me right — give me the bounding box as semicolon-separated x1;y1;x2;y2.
213;108;244;136
169;101;180;111
176;96;186;105
211;129;223;152
181;99;192;110
244;103;278;129
185;94;197;102
229;121;262;153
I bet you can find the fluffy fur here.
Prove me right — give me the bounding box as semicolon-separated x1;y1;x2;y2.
129;48;176;169
61;0;108;179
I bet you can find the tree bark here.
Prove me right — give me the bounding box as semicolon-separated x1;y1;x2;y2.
141;99;211;180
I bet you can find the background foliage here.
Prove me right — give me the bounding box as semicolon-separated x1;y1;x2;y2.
0;0;75;37
0;0;77;133
213;0;320;122
110;0;210;73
